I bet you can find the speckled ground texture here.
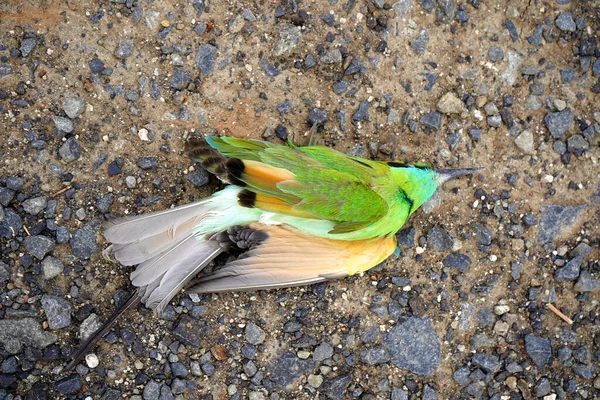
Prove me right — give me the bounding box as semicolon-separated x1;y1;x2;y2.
0;0;599;399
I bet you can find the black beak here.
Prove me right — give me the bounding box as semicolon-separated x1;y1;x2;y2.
436;167;485;186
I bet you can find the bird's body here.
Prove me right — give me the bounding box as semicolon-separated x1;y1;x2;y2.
66;135;481;370
106;136;448;313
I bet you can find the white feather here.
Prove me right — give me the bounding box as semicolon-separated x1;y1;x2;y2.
104;186;246;245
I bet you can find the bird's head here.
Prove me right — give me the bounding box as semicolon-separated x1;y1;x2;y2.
388;162;484;215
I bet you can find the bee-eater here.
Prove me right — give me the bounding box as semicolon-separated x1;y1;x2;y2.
65;136;481;369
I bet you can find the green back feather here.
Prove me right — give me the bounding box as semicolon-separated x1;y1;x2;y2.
203;136;438;239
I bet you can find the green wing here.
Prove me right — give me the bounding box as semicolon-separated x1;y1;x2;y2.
205;137;389;231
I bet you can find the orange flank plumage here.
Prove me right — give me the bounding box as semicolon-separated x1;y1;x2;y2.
189;222;398;293
242;160;295;185
253;194;315;219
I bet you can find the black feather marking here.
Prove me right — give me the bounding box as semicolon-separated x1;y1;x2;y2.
238;190;256;208
387;161;406;168
387;161;429;169
399;188;414;211
226;158;246;187
187;138;224;163
202;156;226;168
351;158;374;169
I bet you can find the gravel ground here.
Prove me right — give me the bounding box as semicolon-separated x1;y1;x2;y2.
1;0;599;399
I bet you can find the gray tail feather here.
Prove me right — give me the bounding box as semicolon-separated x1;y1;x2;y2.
104;199;224;314
104;200;210;245
136;237;223;315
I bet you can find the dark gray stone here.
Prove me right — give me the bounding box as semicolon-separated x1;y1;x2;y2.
89;59;105;73
201;362;214;376
192;0;205;16
273;24;302;56
70;224;98;259
0;64;12;79
143;380;161;400
504;18;519;42
556;11;576;32
525;334;551;368
137;157;159;169
173;316;209;347
567;134;589;156
427;226;453;251
53;115;73;133
396;226;415;248
344;58;364;75
41;296;72;329
313;342;333;361
472;353;501;373
0;318;57;354
332;81;348;94
352;100;370;122
573;345;591;364
114;39;134;59
420;112;442;131
453;366;471;386
304;54;316;69
475;225;492;246
56;226;70;243
245;322;265;344
527;25;543;46
62;97;86;119
5;177;24;191
186;167;210;187
554;256;582;282
320;48;342;64
95;193;113;213
170;362;189;378
168;68;192;90
391;386;408;400
360;346;391;365
411;28;429;55
307;108;328;126
23;235;55;259
393;0;414;16
54;375;82;394
574;270;600;292
277;99;293;114
560;68;575;83
544;109;573;139
570;242;592;258
269;353;316;390
538;204;587;243
171;378;192;395
42;256;64;280
0;209;22;238
0;261;9;282
20;38;36;57
572;363;597;379
487;46;504;62
422;384;438;400
321;374;352;399
23;196;47;215
443;253;471;273
383;317;440;375
195;44;217;75
59;137;81;162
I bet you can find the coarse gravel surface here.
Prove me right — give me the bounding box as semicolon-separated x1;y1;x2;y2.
0;0;599;399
